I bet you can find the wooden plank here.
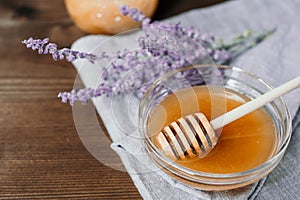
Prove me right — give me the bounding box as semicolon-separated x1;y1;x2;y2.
0;0;227;199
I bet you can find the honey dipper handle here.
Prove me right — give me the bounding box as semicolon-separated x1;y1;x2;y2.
210;75;300;130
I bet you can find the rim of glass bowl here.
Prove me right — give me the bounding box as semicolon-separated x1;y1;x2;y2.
139;64;292;179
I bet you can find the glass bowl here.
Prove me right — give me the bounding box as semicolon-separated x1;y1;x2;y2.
139;65;292;191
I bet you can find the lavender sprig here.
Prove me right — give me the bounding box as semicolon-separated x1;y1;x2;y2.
23;5;274;105
121;5;232;64
22;37;109;63
225;29;276;61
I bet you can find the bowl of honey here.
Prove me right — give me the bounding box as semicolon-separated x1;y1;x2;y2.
139;65;292;191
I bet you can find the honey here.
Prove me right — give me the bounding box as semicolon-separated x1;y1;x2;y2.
147;86;277;174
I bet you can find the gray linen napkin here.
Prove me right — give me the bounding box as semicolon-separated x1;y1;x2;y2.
71;0;300;199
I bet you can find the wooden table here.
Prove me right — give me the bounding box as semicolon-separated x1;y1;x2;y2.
0;0;226;199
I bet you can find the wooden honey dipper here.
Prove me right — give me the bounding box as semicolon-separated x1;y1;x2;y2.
156;76;300;159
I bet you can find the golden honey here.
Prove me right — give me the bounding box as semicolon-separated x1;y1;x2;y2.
147;86;277;174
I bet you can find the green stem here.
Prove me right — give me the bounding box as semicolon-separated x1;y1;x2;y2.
229;28;275;60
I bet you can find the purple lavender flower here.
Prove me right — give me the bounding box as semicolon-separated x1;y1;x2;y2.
57;88;96;105
22;38;107;63
23;5;274;105
119;5;148;23
213;49;233;64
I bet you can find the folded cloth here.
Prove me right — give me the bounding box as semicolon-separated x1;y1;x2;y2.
71;0;300;199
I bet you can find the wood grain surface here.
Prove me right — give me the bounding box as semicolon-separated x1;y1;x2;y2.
0;0;226;199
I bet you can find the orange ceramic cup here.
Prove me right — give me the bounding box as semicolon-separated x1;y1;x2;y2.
65;0;159;34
